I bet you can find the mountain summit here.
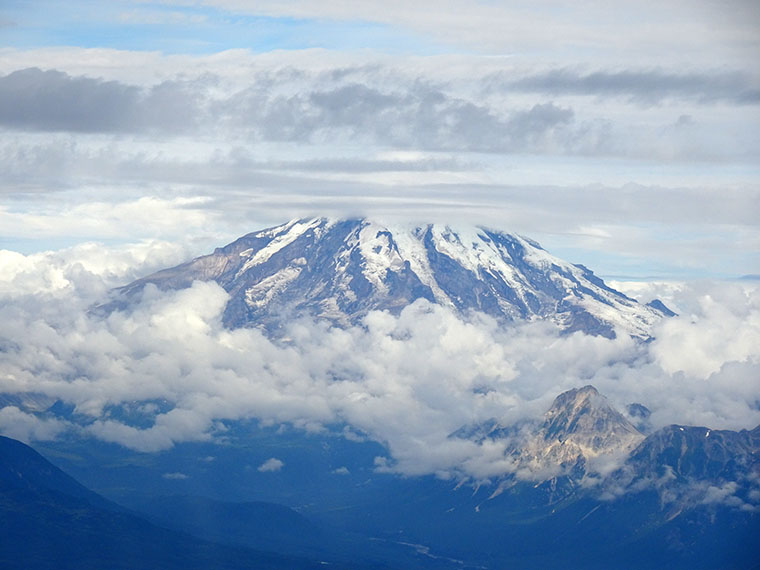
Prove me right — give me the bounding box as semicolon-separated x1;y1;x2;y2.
113;218;668;337
518;385;644;476
455;386;645;481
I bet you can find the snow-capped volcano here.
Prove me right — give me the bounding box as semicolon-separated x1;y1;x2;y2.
112;218;668;337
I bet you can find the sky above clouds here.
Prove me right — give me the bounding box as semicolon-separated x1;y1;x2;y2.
0;1;759;483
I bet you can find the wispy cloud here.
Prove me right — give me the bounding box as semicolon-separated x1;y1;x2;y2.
495;69;760;105
162;471;190;479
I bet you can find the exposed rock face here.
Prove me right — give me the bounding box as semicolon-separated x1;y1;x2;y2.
518;385;644;474
623;424;760;482
453;385;645;481
454;386;760;514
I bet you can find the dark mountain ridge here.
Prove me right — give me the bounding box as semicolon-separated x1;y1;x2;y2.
0;436;372;570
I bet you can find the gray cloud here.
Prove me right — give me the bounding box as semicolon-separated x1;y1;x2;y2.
495;69;760;105
0;68;577;153
2;63;757;164
0;68;203;133
0;68;139;132
219;81;576;153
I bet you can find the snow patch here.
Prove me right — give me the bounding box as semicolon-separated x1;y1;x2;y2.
245;265;302;308
236;218;327;277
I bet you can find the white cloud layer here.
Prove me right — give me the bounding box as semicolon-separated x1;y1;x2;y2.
0;243;758;478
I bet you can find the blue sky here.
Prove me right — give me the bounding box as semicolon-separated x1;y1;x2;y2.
0;0;758;279
2;1;442;54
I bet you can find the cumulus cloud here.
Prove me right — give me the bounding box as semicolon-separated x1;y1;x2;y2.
650;284;760;378
0;244;758;481
258;458;284;472
0;196;231;254
0;406;68;443
0;239;196;299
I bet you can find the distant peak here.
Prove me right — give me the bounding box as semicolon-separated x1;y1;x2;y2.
646;299;677;317
548;385;601;410
542;385;641;442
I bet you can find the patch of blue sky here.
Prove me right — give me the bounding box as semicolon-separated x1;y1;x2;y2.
1;0;446;55
543;223;758;281
545;243;738;282
0;235;103;255
486;154;760;189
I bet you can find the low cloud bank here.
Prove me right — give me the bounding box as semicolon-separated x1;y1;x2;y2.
0;244;758;480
